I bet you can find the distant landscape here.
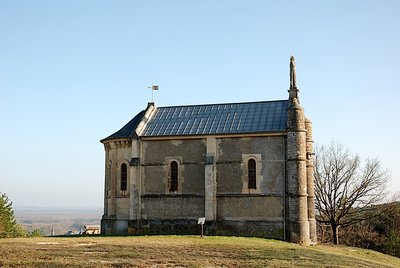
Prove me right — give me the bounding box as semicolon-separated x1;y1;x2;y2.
14;207;102;236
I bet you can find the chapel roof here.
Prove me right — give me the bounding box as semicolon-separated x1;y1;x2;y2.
102;100;289;142
142;100;288;136
101;110;145;142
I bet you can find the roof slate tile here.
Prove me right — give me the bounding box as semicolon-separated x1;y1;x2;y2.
142;100;289;137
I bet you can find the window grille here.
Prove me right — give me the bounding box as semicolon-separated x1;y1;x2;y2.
170;161;178;192
248;159;256;189
121;163;127;191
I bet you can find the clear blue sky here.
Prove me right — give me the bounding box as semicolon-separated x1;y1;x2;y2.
1;1;399;208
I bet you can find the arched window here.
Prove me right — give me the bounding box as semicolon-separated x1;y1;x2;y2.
170;161;178;192
120;163;127;191
248;159;256;189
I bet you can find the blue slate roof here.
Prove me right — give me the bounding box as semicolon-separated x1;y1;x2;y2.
142;100;289;137
102;100;289;142
101;110;145;142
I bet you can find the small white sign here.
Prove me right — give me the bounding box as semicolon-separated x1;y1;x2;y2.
198;217;206;225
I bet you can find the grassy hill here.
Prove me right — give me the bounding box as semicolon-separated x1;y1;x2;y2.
1;236;399;267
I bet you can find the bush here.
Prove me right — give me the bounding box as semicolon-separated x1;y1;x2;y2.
29;229;42;237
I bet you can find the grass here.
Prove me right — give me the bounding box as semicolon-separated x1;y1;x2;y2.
1;235;399;267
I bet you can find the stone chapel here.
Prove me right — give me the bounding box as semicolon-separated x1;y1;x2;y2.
100;56;317;245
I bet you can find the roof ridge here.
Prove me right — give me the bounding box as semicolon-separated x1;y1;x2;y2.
158;99;288;109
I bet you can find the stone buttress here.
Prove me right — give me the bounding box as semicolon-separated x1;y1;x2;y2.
305;118;317;244
286;56;311;245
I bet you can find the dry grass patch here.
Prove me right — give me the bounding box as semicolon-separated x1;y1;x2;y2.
0;236;399;267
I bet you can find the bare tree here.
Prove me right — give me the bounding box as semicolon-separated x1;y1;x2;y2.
314;142;390;244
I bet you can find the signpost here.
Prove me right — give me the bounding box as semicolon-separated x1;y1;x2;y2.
197;217;206;238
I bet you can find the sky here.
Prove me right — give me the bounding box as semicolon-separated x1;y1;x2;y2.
1;1;399;208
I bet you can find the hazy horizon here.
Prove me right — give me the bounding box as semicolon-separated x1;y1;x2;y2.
13;205;103;211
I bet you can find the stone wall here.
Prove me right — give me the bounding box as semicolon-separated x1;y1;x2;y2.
102;134;289;241
217;196;284;220
140;139;206;220
141;139;206;194
143;139;206;164
216;136;285;195
115;198;130;218
103;140;132;219
141;196;204;220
